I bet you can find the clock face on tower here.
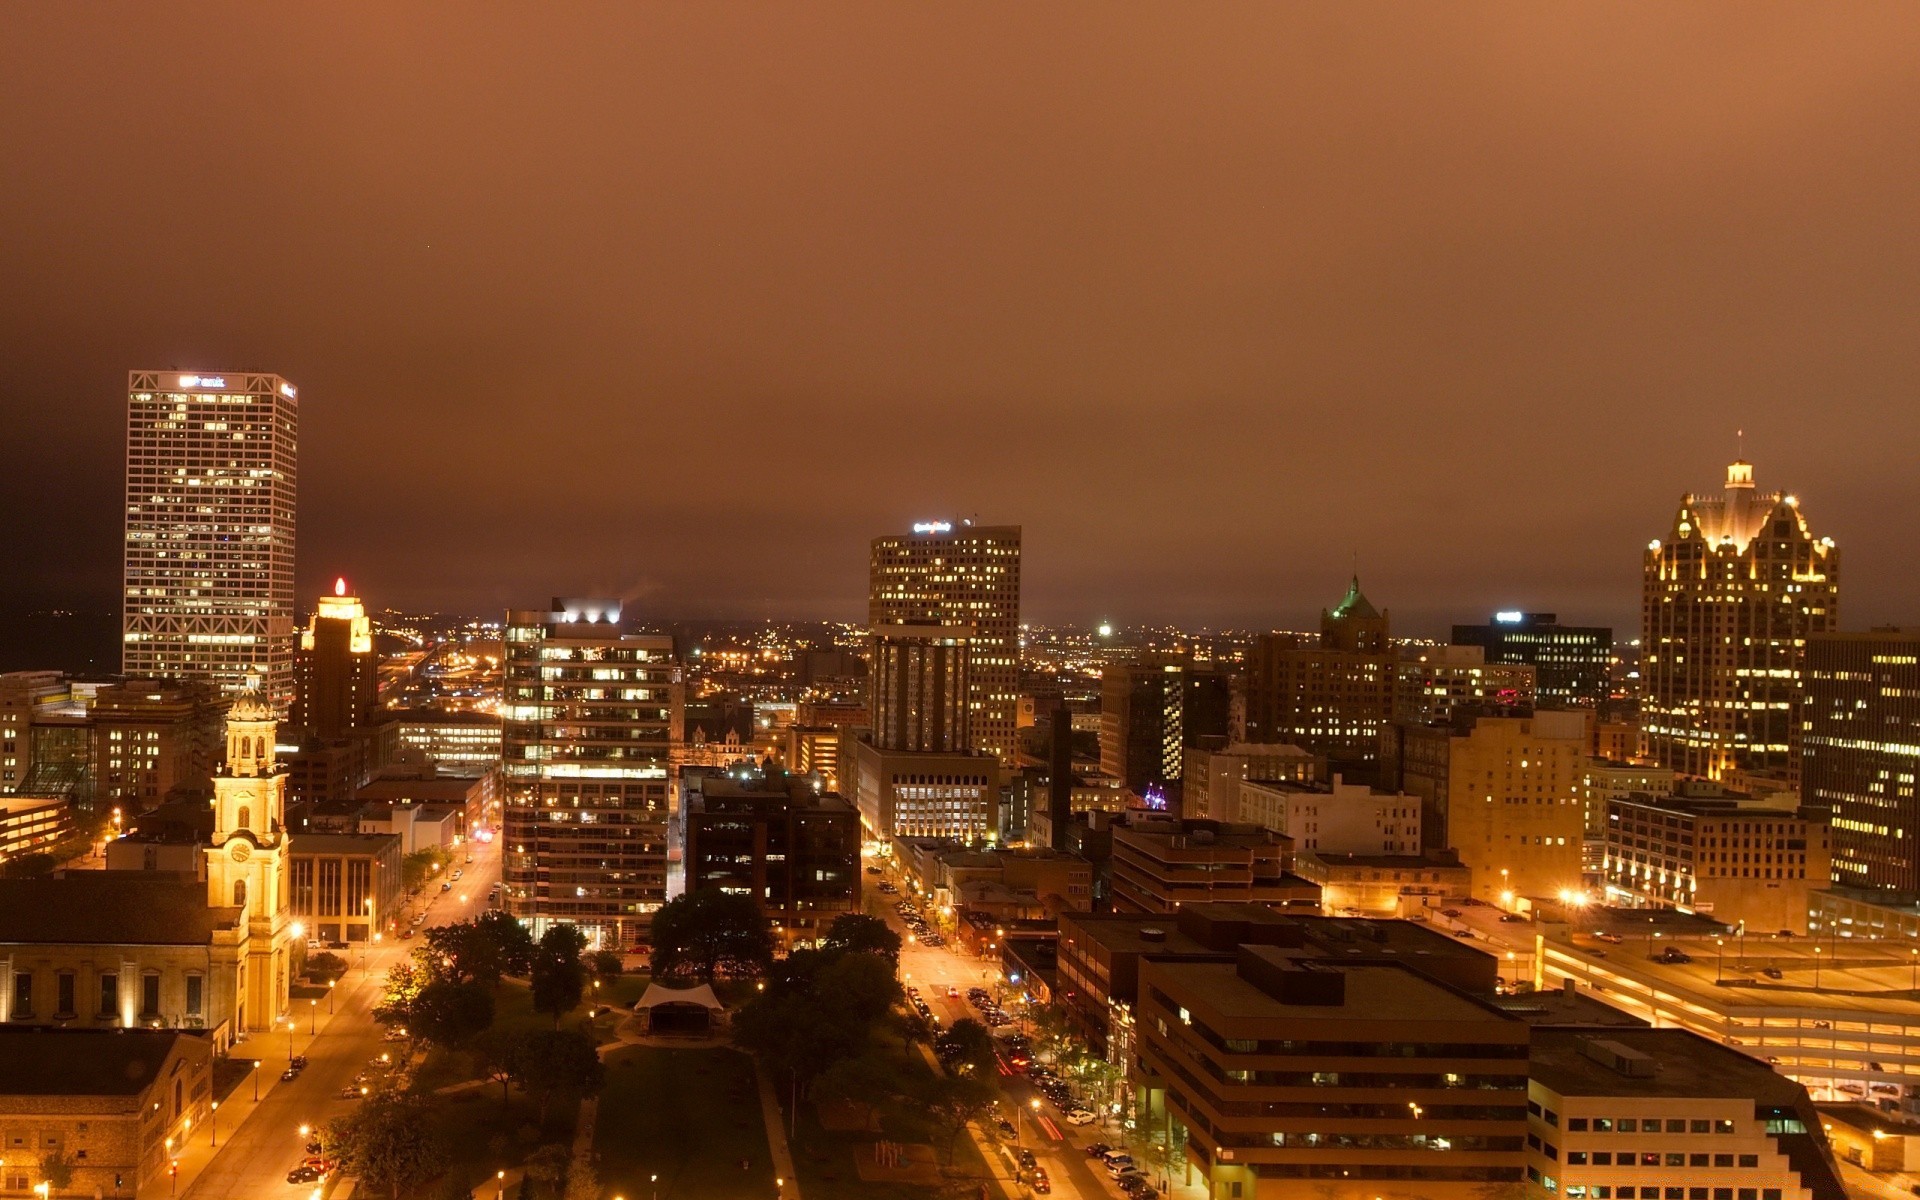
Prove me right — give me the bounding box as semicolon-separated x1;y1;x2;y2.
230;841;252;863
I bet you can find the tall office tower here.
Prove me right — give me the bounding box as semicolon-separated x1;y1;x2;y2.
123;371;298;709
1098;661;1231;795
290;579;378;741
89;678;225;811
1450;612;1611;707
1801;629;1920;893
868;623;973;752
1238;577;1394;769
501;600;682;949
1642;460;1839;779
869;521;1021;768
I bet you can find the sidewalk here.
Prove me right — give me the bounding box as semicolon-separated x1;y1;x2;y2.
139;942;401;1200
753;1059;804;1200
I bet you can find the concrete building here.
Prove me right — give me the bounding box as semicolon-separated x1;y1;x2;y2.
1295;850;1471;916
1396;643;1538;723
1525;1026;1846;1200
1453;612;1612;709
1602;794;1831;933
1180;742;1324;822
916;845;1092;918
869;521;1021;768
1098;661;1231;796
378;708;502;776
1581;758;1677;879
0;795;71;866
501;600;682;948
1109;816;1319;914
1135;946;1530;1198
1233;775;1422;854
88;679;224;812
683;773;861;942
1643;459;1840;780
122;370;298;708
850;740;1000;842
1384;708;1589;905
287;831;403;945
1799;629;1920;895
0;1028;213;1199
868;622;973;754
1238;577;1394;769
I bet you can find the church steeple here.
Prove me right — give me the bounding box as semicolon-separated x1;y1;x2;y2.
213;692;282;843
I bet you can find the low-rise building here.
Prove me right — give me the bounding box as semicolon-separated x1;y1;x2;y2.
0;795;70;866
1109;816;1319;914
377;708;502;776
0;1028;213;1199
1135;946;1531;1198
1526;1026;1846;1200
1581;759;1675;878
930;846;1092;917
287;832;403;945
1234;774;1422;854
1296;849;1471;916
356;766;495;837
1602;795;1832;933
849;738;1000;843
1180;742;1325;821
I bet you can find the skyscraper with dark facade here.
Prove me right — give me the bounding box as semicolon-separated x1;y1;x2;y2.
868;623;972;753
290;579;378;741
1098;660;1231;796
1451;612;1610;708
1801;629;1920;893
501;600;682;948
869;522;1021;768
1238;577;1393;770
1642;460;1839;779
123;371;298;709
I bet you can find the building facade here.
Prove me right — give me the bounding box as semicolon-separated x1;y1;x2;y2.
868;623;973;753
288;831;403;945
1234;775;1422;855
1238;578;1394;768
850;740;1000;842
683;775;861;942
1109;817;1318;914
89;679;224;812
501;601;682;948
1395;644;1537;723
1180;742;1324;821
123;370;298;708
1602;794;1831;933
1099;661;1231;796
869;522;1021;769
1452;612;1611;709
1643;460;1840;779
1799;629;1920;895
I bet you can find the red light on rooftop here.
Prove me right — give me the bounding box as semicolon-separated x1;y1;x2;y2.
334;577;347;596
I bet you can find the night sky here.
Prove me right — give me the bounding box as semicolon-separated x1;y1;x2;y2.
3;5;1917;637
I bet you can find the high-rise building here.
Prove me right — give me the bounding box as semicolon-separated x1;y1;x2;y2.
1383;709;1588;904
501;600;682;948
1394;644;1536;724
1800;629;1920;893
1238;577;1394;768
1098;661;1231;796
1642;459;1839;779
683;773;862;943
123;371;298;708
291;578;378;741
1451;612;1611;708
1602;792;1831;933
868;623;973;753
89;678;225;811
869;522;1021;768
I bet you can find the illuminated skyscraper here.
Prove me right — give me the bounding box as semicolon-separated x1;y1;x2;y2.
122;371;298;708
1450;612;1609;707
1238;577;1394;769
869;522;1021;768
1642;460;1839;779
1801;629;1920;893
501;600;682;948
291;578;378;741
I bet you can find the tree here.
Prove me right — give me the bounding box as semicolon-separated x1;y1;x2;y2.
2;853;55;879
306;950;348;980
812;950;902;1028
648;888;775;981
372;953;431;1031
935;1018;998;1078
562;1161;600;1200
472;1028;529;1106
516;1030;605;1121
917;1073;999;1164
821;913;903;964
328;1096;449;1200
590;949;623;981
411;979;496;1050
403;846;452;893
530;924;589;1026
522;1143;571;1199
428;912;534;988
38;1151;74;1193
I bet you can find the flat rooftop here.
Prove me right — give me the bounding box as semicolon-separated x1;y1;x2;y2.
1529;1027;1805;1101
0;1028;201;1096
1152;956;1502;1026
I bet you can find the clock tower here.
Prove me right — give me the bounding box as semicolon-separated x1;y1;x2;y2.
206;691;294;1031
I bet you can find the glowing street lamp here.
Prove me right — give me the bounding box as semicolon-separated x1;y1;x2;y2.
210;1100;219;1146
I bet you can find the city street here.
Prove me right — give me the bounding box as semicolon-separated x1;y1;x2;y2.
879;870;1199;1200
161;833;501;1200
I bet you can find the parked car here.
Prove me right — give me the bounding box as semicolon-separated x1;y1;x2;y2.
286;1165;325;1184
1030;1167;1050;1194
1593;932;1624;944
1084;1142;1111;1158
1453;929;1475;939
1065;1108;1096;1125
1015;1149;1036;1171
1658;948;1693;964
1498;913;1529;923
1761;967;1783;980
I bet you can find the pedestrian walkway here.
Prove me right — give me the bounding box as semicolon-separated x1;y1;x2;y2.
753;1060;804;1200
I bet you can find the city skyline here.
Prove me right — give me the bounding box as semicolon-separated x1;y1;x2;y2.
3;8;1919;633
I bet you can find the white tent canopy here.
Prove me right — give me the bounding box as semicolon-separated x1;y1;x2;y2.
632;982;725;1015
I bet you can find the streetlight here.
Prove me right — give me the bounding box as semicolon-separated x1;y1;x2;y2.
1715;938;1725;984
1814;946;1823;990
1028;1096;1041;1145
287;1015;296;1065
310;998;318;1035
328;978;337;1014
210;1100;219;1147
496;1170;506;1200
251;1058;260;1102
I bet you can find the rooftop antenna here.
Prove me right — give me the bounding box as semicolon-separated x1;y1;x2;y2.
1736;428;1744;462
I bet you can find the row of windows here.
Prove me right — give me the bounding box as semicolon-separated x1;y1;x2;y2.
11;969;197;1018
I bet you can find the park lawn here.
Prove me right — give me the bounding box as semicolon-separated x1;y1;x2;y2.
595;1046;775;1200
408;1087;580;1200
782;1033;995;1200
